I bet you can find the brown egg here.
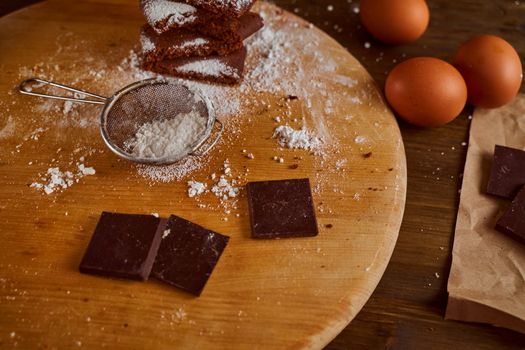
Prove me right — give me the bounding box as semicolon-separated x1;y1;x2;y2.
385;57;467;127
360;0;429;45
452;35;523;108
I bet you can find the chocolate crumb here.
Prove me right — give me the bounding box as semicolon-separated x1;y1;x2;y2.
388;168;394;171
287;95;298;100
325;224;333;228
289;164;299;169
363;152;372;158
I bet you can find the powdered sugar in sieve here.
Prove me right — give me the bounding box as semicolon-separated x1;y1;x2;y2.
19;78;223;165
123;110;207;159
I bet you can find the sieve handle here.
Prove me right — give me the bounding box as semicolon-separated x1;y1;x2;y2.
192;119;224;157
19;78;108;105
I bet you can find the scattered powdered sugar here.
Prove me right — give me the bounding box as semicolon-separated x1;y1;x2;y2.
178;37;210;49
184;160;244;220
177;59;239;79
140;33;156;53
174;307;187;321
78;163;96;175
187;180;207;197
119;50;156;81
136;156;206;183
30;163;96;195
354;135;367;144
211;175;239;200
335;159;347;170
272;125;321;151
0;116;16;139
162;229;171;239
124;110;207;159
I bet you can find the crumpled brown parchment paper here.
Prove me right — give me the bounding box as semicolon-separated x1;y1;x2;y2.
446;94;525;334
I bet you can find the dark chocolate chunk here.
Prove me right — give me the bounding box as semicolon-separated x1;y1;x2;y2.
143;46;247;85
79;212;165;281
152;215;229;296
246;178;319;239
487;145;525;199
495;185;525;244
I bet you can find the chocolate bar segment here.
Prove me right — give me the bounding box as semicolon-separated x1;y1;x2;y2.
246;178;319;239
487;145;525;199
143;46;247;84
79;212;165;281
140;12;263;60
495;185;525;244
152;215;229;296
184;0;257;18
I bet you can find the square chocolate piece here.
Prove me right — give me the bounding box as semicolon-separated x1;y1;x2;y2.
152;215;229;296
487;145;525;199
79;212;165;281
246;178;319;239
495;185;525;244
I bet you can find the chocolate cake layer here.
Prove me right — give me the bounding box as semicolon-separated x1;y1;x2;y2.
141;12;262;60
141;0;252;39
141;0;219;34
141;25;241;59
143;46;247;84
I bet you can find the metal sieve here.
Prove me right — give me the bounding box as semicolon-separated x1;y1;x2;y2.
18;78;223;165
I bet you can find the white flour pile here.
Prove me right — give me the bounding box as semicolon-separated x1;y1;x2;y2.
272;125;321;151
124;110;207;159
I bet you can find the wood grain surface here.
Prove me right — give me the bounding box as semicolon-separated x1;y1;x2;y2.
1;0;525;349
0;1;406;349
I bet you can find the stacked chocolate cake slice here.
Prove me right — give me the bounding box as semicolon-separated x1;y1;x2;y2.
139;0;263;84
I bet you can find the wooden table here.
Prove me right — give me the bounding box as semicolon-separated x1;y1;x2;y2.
1;1;524;349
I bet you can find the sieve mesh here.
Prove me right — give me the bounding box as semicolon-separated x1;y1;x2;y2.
101;81;211;163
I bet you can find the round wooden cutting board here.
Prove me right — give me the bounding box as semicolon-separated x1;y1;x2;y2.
0;1;406;349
